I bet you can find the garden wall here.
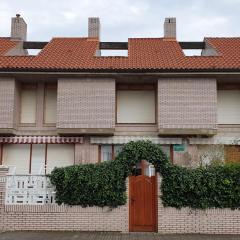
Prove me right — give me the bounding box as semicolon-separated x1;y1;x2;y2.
1;167;240;233
157;174;240;234
0;167;129;232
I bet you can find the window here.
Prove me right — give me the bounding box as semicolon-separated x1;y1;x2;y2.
44;85;57;124
20;84;37;124
114;145;123;156
100;145;123;162
160;145;171;158
46;144;74;173
2;144;74;174
217;90;240;124
99;144;170;162
2;144;30;174
31;144;46;174
117;90;155;123
101;145;112;161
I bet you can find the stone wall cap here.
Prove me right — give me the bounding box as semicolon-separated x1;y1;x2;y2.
0;165;9;170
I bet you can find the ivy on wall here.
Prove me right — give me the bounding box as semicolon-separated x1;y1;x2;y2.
50;140;240;209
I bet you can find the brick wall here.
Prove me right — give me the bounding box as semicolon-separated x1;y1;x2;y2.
57;78;115;133
0;78;16;130
1;166;240;233
158;78;217;135
0;168;129;232
0;167;8;230
157;174;240;234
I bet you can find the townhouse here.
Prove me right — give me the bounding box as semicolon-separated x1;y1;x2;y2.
0;14;240;233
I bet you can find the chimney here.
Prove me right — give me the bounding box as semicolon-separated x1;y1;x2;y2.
164;17;176;38
88;17;100;39
11;14;27;41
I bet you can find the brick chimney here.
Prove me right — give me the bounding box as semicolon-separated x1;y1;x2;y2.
11;14;27;41
164;17;176;38
88;17;100;39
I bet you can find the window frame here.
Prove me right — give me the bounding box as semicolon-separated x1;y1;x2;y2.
2;143;75;175
99;144;124;162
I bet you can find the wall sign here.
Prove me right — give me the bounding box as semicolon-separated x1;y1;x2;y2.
173;144;185;152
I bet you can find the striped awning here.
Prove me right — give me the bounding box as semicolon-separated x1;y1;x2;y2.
0;136;83;144
189;136;240;145
90;136;182;144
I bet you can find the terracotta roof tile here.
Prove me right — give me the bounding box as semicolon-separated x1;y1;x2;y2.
0;37;239;72
0;37;19;55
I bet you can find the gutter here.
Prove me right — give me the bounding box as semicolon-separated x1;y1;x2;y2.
0;71;240;76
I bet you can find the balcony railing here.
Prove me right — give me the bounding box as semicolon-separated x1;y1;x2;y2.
5;175;56;205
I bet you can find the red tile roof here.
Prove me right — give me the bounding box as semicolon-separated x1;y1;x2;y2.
0;37;240;72
0;38;19;55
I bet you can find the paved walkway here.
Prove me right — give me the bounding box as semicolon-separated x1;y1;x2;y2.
0;232;240;240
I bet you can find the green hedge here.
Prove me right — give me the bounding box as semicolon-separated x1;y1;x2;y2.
50;140;240;209
161;163;240;209
50;160;127;207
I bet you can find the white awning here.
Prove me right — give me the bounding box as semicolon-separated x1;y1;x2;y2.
189;136;240;145
90;136;182;144
0;136;83;144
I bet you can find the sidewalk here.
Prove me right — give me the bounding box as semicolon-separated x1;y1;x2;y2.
0;232;240;240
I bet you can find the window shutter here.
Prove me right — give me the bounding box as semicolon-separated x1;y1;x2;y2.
2;144;30;174
20;88;37;124
31;144;45;174
44;87;57;124
46;144;74;173
218;90;240;124
117;90;155;123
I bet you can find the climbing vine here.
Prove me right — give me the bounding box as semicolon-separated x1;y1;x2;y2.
50;140;240;209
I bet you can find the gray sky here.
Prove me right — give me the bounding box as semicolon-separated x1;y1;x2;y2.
0;0;240;42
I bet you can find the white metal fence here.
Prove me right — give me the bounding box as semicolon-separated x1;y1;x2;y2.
5;175;56;205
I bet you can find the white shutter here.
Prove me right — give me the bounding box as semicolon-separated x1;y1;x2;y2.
20;88;37;124
44;87;57;124
117;90;155;123
218;90;240;124
31;144;46;174
46;144;74;173
2;144;30;174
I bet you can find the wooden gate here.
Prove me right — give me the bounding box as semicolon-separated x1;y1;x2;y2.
129;174;157;232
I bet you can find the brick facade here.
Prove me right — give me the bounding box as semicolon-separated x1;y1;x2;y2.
158;78;217;135
57;78;115;134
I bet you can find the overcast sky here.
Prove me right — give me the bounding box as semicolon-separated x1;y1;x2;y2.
0;0;240;42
